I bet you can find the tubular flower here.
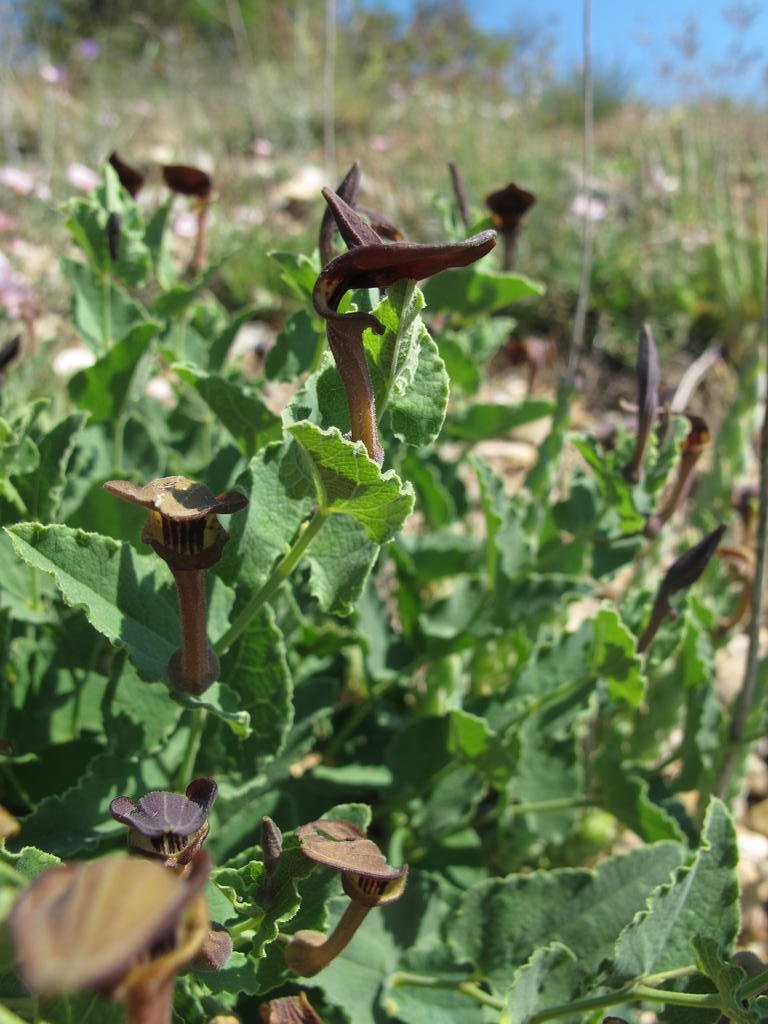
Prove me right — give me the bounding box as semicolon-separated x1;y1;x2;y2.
110;777;217;866
104;476;247;693
284;819;407;977
314;188;496;463
10;851;210;1024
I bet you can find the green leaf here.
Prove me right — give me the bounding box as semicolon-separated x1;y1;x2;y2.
388;328;450;446
216;440;314;590
174;364;282;458
6;523;180;681
12;412;87;523
10;751;169;857
286;422;414;543
69;322;158;423
612;799;740;980
422;265;544;315
268;250;320;300
61;258;145;353
592;606;645;707
500;943;581;1024
264;309;325;381
571;433;646;532
450;842;683;991
305;514;379;615
365;282;450;447
220;606;293;762
594;743;684;843
444;400;553;442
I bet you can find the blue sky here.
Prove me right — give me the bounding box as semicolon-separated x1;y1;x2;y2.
359;1;768;101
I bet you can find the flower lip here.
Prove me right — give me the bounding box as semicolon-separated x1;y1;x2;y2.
110;777;217;839
313;226;497;318
296;818;406;881
10;850;210;997
162;164;213;199
485;181;536;227
108;151;145;198
103;477;247;521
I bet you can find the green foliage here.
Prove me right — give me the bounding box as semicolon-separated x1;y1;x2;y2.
0;154;757;1024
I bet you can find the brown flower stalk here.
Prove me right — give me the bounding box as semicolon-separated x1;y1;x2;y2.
637;524;726;653
645;414;710;538
104;476;247;693
314;188;496;463
485;181;536;271
622;323;660;484
284;819;407;977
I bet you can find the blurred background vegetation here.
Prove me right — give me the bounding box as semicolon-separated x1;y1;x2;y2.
1;0;767;376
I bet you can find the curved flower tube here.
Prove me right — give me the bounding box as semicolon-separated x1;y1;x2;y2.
314;189;496;462
105;476;247;693
285;819;407;977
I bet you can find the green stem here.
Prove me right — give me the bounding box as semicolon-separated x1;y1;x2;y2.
113;413;125;475
229;912;265;940
324;677;398;762
738;967;768;1000
102;270;112;350
215;510;328;655
389;972;724;1021
174;708;208;789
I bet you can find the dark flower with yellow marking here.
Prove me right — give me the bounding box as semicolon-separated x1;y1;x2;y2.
104;476;246;572
285;818;407;977
110;777;217;866
485;181;536;270
10;851;210;1024
104;476;247;693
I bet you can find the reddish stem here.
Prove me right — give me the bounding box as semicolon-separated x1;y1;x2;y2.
169;570;218;693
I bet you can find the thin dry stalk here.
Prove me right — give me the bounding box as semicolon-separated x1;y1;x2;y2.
568;0;595;378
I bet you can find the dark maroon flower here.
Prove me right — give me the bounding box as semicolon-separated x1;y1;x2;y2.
108;151;145;198
485;181;536;270
260;993;324;1023
638;524;726;653
110;778;217;865
162;164;212;200
314;188;496;463
162;164;213;273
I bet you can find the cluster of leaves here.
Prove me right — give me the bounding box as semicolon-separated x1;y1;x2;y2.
0;165;762;1023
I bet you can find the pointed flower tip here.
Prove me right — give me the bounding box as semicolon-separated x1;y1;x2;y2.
659;523;727;602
